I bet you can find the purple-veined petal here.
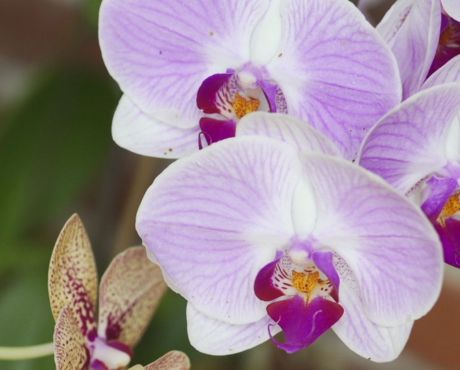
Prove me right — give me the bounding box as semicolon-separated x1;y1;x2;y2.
48;214;97;335
302;155;443;327
112;96;200;159
267;296;343;354
99;0;270;128
98;247;167;348
54;306;89;370
186;303;277;355
237;112;340;156
359;84;460;193
332;262;413;362
435;218;460;267
144;351;191;370
378;0;440;98
442;0;460;21
424;55;460;89
137;137;302;324
266;0;401;159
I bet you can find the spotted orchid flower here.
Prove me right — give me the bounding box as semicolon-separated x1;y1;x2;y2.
375;0;460;99
49;214;190;370
359;83;460;268
136;136;443;361
99;0;401;160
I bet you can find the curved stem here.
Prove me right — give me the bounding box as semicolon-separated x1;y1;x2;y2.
0;342;54;360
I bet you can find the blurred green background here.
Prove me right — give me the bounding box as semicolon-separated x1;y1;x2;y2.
0;1;457;369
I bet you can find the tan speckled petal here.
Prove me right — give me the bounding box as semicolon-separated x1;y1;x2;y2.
98;247;167;348
54;305;89;370
144;351;190;370
48;214;98;335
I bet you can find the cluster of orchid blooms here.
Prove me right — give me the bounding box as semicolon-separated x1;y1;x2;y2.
95;0;460;366
48;215;190;370
7;0;458;369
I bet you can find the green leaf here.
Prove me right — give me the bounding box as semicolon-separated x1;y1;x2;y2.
0;66;119;244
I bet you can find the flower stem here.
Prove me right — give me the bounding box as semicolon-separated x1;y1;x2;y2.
0;342;54;360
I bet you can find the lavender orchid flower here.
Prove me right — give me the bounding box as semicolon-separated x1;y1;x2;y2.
359;83;460;268
99;0;401;160
49;215;190;370
376;0;460;98
136;136;443;361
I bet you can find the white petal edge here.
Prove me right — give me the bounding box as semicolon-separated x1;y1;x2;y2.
237;112;341;157
186;303;276;355
112;95;200;159
442;0;460;21
333;262;413;362
423;55;460;89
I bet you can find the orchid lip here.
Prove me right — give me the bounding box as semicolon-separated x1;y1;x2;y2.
196;66;287;147
254;241;343;353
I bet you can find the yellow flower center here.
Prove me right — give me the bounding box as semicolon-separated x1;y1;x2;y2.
438;191;460;227
232;93;260;119
292;271;321;296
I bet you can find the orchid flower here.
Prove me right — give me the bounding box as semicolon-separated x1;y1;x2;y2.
359;83;460;268
99;0;401;160
49;214;190;370
376;0;460;98
136;135;443;362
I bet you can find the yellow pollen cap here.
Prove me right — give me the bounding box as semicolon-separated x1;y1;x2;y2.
292;271;320;295
438;192;460;227
232;93;260;119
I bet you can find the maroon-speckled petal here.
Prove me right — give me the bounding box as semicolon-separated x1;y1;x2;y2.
98;247;167;348
267;295;343;353
48;214;97;336
54;306;89;370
